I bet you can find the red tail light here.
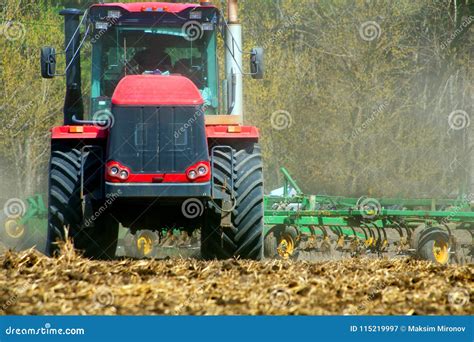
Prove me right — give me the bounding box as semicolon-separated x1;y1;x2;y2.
106;161;130;182
106;161;210;183
186;161;210;181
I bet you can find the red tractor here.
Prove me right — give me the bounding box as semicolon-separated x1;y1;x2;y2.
40;1;264;259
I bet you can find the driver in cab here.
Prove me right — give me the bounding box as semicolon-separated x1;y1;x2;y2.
132;47;172;75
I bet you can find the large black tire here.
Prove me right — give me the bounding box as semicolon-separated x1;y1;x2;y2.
201;143;264;260
46;144;118;259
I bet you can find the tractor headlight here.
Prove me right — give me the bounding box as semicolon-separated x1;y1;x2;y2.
107;10;121;19
95;21;109;30
189;11;202;20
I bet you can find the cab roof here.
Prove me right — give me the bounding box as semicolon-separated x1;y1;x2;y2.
91;2;216;13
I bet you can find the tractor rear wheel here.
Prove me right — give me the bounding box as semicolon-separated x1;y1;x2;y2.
201;143;264;260
46;144;118;259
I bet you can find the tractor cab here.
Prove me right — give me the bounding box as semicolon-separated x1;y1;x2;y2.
88;3;219;114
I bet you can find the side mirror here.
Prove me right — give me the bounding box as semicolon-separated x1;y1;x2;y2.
40;46;56;78
250;47;264;80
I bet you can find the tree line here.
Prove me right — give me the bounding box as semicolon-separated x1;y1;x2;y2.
0;0;473;200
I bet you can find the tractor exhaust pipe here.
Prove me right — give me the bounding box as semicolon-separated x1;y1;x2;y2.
225;0;243;117
60;8;84;125
228;0;238;23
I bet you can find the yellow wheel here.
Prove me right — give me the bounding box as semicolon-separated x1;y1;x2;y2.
418;230;450;265
277;233;295;259
4;219;25;239
432;239;449;264
136;231;156;257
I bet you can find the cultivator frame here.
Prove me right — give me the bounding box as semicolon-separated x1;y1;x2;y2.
263;168;474;264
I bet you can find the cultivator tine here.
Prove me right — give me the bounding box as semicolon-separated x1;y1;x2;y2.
349;237;361;256
320;235;332;255
336;234;345;250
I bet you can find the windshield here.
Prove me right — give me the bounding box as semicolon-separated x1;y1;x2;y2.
90;26;218;114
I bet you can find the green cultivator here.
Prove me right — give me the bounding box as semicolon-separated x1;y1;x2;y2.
263;168;473;265
2;172;473;265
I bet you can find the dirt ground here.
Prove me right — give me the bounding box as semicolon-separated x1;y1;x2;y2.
0;243;472;315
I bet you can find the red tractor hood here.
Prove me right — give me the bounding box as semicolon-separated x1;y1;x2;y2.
111;75;204;106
